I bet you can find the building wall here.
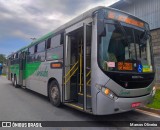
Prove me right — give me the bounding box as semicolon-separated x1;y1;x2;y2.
113;0;160;30
151;28;160;56
151;28;160;83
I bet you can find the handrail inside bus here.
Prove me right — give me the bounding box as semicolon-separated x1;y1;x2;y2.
65;61;79;78
64;61;79;84
65;67;78;84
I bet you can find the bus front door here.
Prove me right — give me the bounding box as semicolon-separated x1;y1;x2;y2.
63;22;92;112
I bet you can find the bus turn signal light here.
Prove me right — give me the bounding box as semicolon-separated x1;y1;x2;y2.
95;84;118;100
104;88;110;95
50;62;62;68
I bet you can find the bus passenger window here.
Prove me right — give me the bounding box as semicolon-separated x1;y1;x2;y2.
51;35;61;48
60;33;64;45
29;46;34;55
47;38;51;49
37;41;45;52
34;45;38;53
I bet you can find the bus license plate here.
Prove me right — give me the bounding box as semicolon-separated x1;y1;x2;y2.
131;102;141;108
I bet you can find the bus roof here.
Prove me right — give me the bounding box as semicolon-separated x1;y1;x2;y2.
26;6;104;48
9;6;147;57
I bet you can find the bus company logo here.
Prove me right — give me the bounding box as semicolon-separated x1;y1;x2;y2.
2;122;11;127
35;67;48;77
132;76;144;79
119;89;130;96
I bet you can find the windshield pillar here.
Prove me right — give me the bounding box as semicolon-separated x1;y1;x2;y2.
147;39;151;65
132;29;138;60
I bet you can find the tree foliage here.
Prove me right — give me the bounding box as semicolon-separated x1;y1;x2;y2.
0;54;6;64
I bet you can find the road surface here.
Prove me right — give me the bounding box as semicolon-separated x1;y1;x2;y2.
0;76;159;130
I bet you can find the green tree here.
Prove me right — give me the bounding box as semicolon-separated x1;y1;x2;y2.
0;54;6;64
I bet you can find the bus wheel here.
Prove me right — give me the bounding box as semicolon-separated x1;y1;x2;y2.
49;80;61;107
14;76;18;88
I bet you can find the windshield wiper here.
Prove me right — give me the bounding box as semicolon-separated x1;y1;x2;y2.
140;29;151;45
115;21;128;41
115;21;133;59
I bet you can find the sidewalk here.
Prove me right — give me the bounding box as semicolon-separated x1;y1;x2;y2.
137;106;160;115
137;86;160;116
155;84;160;89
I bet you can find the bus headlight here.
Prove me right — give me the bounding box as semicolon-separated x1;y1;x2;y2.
151;86;156;97
95;84;118;100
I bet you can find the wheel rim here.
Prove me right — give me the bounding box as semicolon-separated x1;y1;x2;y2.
51;85;59;103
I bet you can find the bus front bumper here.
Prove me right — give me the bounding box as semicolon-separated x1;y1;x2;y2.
95;91;153;115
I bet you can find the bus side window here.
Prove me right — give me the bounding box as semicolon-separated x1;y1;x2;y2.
27;46;35;62
35;41;46;62
37;41;45;52
60;33;64;45
10;55;13;65
29;46;34;55
16;53;18;59
46;46;63;61
34;44;38;53
16;53;20;64
47;38;51;49
46;34;63;61
50;34;61;48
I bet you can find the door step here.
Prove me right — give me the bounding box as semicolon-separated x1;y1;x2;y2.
64;102;92;113
78;93;92;109
78;93;92;98
65;102;83;110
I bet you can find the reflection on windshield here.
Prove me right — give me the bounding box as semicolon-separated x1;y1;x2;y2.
98;23;153;73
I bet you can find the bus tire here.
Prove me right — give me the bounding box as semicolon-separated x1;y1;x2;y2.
49;80;61;107
14;76;19;88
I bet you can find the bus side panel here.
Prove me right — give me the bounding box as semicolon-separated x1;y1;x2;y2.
24;61;62;97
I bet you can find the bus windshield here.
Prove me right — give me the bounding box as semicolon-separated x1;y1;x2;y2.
98;22;153;73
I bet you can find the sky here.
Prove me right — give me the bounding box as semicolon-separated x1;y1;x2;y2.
0;0;119;56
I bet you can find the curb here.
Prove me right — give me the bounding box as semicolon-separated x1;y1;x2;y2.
156;86;160;90
137;106;160;115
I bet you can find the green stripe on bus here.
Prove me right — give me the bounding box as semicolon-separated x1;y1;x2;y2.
24;62;41;79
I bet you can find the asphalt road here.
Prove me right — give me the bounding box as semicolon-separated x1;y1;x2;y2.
0;76;159;130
